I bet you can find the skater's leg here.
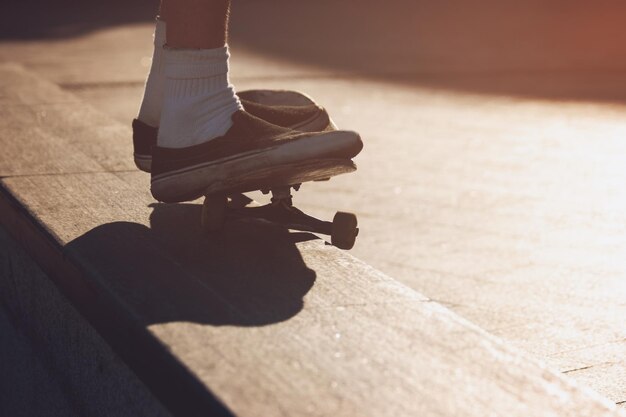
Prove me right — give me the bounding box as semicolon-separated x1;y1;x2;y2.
159;0;169;22
132;0;334;172
156;0;242;149
136;0;234;133
165;0;229;49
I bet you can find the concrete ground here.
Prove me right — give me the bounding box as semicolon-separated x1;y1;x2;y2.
2;0;626;408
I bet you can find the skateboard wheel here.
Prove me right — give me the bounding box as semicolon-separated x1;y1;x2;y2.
201;194;227;233
331;212;358;250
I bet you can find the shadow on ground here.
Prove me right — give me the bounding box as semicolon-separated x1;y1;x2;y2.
3;0;626;102
37;203;317;415
66;203;317;327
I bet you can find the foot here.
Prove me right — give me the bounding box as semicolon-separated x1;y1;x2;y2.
133;90;336;172
150;110;362;203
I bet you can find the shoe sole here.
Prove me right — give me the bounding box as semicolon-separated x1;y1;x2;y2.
151;130;362;203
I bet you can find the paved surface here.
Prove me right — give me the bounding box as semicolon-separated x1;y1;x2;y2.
0;227;170;417
0;304;76;417
6;64;622;416
2;0;626;408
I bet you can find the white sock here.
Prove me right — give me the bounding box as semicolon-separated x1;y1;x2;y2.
157;46;242;149
137;19;166;128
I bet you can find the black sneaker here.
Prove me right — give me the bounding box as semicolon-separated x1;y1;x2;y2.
150;110;362;203
133;90;335;172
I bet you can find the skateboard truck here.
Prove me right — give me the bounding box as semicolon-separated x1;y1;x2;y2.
201;185;359;250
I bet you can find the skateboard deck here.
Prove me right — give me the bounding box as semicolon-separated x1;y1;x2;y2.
202;158;355;196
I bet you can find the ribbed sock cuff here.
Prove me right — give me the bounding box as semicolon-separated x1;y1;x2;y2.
165;75;229;99
164;46;230;79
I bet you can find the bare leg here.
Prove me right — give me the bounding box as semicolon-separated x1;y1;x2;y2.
155;0;242;149
159;0;168;22
164;0;230;49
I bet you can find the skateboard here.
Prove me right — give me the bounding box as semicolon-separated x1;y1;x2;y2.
200;89;358;249
200;158;359;250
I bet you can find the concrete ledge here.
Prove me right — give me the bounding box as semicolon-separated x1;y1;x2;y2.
0;63;623;417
